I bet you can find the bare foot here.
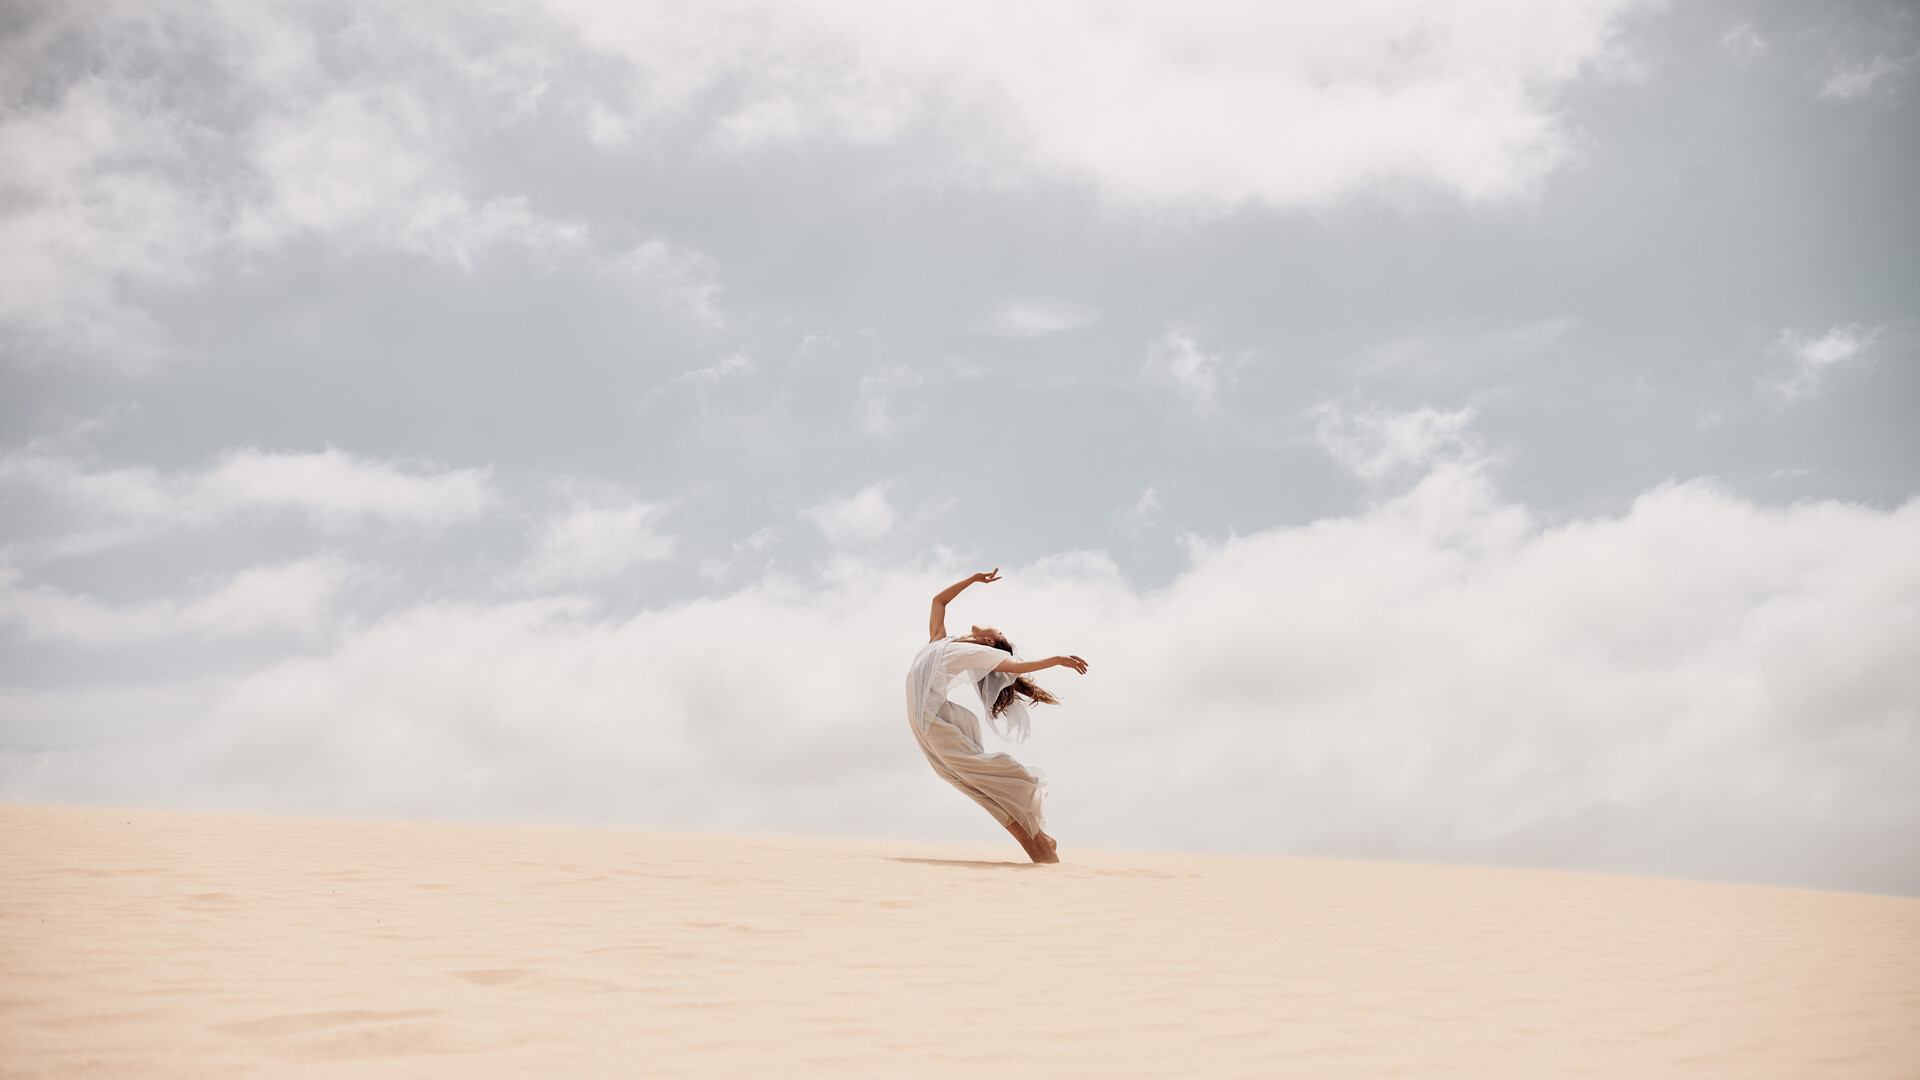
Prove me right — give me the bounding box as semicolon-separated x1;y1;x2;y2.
1031;830;1060;864
1005;822;1057;864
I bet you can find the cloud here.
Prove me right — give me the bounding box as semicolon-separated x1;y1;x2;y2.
856;366;921;437
1312;402;1486;483
791;332;841;366
1770;325;1877;399
1;0;1636;356
0;558;351;645
514;498;675;588
611;238;728;326
696;526;779;583
980;298;1098;337
546;0;1643;208
1143;328;1232;411
672;352;754;385
235;89;588;269
0;70;214;359
0;447;497;551
1350;319;1571;382
802;484;895;543
649;350;753;404
1819;52;1917;101
0;3;601;355
1718;22;1768;66
200;449;498;528
1131;487;1161;521
7;462;1915;893
1115;486;1163;538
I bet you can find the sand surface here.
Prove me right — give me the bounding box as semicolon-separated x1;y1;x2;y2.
3;805;1917;1078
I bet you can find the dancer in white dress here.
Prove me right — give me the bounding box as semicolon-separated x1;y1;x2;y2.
906;569;1088;864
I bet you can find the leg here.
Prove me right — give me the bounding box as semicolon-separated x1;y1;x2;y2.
1004;820;1039;860
916;703;1054;861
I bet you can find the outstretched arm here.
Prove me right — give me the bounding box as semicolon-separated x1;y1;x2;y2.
994;654;1089;675
929;569;1000;641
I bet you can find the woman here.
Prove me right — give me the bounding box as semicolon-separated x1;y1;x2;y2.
905;569;1088;864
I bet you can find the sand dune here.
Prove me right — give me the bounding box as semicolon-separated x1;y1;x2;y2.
2;804;1916;1078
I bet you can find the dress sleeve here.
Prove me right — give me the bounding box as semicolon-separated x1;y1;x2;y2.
942;642;1009;678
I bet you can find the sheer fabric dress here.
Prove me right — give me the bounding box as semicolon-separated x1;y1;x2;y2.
904;635;1045;834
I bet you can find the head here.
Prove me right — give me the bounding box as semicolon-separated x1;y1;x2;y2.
960;625;1060;717
966;625;1014;652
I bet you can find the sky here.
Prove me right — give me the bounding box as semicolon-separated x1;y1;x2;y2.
2;0;1917;894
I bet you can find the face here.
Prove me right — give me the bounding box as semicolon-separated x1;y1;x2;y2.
967;626;1010;651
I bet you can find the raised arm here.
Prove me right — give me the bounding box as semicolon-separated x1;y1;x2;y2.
929;569;1000;641
994;654;1089;675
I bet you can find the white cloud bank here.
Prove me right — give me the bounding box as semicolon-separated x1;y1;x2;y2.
0;558;351;645
6;461;1916;894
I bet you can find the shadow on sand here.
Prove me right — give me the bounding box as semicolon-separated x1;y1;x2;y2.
887;857;1040;870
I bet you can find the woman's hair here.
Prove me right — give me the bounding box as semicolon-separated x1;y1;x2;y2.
975;629;1060;718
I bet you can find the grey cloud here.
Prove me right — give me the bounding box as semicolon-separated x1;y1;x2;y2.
1141;328;1234;412
1768;324;1880;400
979;298;1099;338
1819;51;1918;100
0;448;496;552
512;498;674;589
855;367;921;438
563;0;1646;206
1311;403;1487;485
801;484;895;544
1718;22;1768;65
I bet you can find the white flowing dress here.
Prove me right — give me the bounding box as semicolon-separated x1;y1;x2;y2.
905;635;1046;833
